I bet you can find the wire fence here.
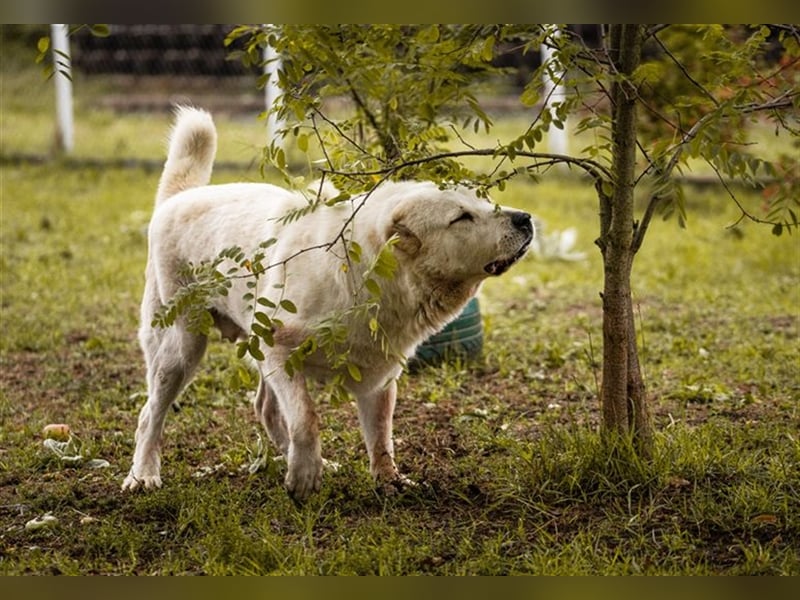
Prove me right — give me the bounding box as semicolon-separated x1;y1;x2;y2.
70;25;264;115
73;25;250;77
2;25;272;167
1;25;588;166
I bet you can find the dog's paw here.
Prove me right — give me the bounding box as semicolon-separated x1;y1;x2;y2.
377;472;418;497
284;457;323;504
121;470;162;492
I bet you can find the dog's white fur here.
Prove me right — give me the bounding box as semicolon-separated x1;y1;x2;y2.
123;107;534;501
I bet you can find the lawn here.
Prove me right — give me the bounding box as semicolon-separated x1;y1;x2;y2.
1;36;799;575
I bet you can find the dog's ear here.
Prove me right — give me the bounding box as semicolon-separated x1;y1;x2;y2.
388;208;421;256
390;222;421;256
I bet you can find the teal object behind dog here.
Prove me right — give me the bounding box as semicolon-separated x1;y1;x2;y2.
411;297;483;369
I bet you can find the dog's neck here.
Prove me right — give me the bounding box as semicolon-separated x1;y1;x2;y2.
420;280;478;329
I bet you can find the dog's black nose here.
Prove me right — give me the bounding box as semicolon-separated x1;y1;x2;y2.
511;211;532;233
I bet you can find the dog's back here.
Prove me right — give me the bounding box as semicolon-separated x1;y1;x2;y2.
155;106;217;206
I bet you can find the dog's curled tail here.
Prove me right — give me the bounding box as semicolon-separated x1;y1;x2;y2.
155;106;217;206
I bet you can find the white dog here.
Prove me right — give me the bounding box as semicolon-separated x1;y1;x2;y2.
123;107;534;501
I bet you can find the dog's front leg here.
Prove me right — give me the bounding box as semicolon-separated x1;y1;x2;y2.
266;366;323;502
356;380;413;490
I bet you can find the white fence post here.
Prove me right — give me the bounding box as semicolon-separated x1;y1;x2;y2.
541;25;568;156
51;24;74;155
263;29;284;148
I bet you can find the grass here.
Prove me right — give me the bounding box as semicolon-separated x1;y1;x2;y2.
1;38;799;575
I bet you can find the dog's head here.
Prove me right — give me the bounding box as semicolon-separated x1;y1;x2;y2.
386;182;534;290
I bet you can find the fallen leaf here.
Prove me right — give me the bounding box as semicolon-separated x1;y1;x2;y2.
42;423;71;441
750;514;779;525
25;513;58;530
666;476;691;488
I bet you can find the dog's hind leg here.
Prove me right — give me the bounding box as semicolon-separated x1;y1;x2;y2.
253;373;289;456
123;324;207;491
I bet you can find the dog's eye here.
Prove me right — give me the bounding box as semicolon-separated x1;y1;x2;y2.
450;212;474;225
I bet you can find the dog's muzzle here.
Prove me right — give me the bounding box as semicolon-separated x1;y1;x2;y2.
484;211;534;276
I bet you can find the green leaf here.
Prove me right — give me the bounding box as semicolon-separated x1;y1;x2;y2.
520;85;540;107
346;362;362;382
373;244;398;279
416;25;440;44
257;297;276;309
237;365;252;386
252;323;274;346
297;133;309;152
37;37;50;54
275;148;286;170
348;240;362;263
365;278;381;298
254;311;272;326
280;299;298;313
89;24;111;37
632;62;664;86
249;336;265;361
480;36;494;62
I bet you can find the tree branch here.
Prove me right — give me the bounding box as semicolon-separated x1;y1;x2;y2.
310;113;334;171
703;155;787;229
652;32;720;108
345;76;399;160
488;66;568;181
640;90;797;186
631;195;662;254
321;148;612;185
735;90;798;113
643;24;671;40
632;90;799;252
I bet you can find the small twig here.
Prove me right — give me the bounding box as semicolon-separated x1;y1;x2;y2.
324;172;397;254
310;113;333;171
449;124;477;151
703;156;779;229
309;104;375;160
345;76;399;160
643;24;671;40
488;65;568;181
652;32;720;108
735;90;797;113
632;195;663;254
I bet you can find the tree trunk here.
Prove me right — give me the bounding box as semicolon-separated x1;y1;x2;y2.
626;294;652;455
598;25;653;455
